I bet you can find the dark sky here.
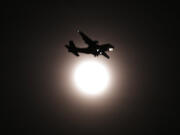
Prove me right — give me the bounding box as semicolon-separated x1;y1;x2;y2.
3;1;177;134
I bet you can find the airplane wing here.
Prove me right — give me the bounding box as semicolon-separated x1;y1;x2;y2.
78;31;96;47
71;51;79;56
101;51;110;59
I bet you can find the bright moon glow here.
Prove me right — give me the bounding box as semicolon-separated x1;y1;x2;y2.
74;61;110;96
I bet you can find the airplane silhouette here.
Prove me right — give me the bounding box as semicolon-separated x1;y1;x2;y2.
65;30;114;59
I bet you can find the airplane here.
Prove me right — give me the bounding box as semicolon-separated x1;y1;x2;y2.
65;30;114;59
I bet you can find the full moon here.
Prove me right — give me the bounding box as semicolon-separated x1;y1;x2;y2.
73;60;110;96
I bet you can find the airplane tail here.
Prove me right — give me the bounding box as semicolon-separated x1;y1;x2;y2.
65;41;79;56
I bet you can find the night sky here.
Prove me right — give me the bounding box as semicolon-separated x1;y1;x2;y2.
3;1;177;134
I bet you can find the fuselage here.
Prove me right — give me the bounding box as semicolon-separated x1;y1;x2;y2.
75;43;114;56
76;46;99;56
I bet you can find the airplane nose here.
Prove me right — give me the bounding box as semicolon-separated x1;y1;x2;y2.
109;48;114;51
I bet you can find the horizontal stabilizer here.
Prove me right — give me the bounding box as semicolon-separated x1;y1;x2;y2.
65;41;79;56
